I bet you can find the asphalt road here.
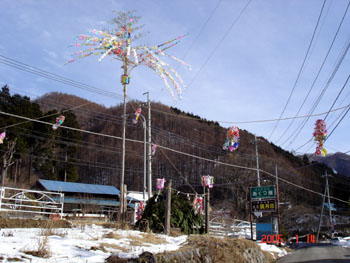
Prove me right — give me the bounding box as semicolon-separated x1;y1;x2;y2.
278;244;350;263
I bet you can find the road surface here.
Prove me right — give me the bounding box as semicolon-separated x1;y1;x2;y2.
278;244;350;263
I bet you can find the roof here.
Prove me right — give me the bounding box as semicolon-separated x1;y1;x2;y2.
38;179;120;196
51;196;135;209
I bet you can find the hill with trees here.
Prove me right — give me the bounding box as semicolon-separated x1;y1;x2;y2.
1;86;349;234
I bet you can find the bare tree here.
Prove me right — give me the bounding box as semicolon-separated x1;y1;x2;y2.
1;139;17;186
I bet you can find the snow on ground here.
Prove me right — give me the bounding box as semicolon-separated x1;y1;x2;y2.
0;225;187;263
258;242;288;258
0;224;289;262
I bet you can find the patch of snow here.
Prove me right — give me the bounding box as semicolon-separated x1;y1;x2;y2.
258;243;288;258
0;224;187;262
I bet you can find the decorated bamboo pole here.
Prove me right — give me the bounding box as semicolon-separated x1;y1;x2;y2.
66;12;191;223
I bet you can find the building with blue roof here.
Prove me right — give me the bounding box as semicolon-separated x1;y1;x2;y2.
37;179;136;220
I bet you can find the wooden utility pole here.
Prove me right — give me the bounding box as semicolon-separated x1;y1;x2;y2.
249;188;253;240
316;186;327;243
325;172;334;238
119;58;128;222
251;135;261;186
165;180;172;235
316;172;333;241
205;187;210;234
275;165;281;236
123;184;127;222
143;92;152;200
64;151;68;182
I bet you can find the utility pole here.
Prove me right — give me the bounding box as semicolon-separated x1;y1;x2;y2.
251;135;261;186
143;92;152;199
275;165;281;236
205;187;210;234
165;179;172;235
325;172;334;238
316;172;334;241
249;188;253;240
316;186;326;243
64;152;67;182
142;117;147;202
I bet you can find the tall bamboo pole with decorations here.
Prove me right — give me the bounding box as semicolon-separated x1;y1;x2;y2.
66;11;191;221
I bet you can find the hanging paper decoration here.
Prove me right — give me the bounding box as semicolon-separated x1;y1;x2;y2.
151;144;157;155
136;201;145;220
313;119;327;156
222;126;240;152
121;74;130;85
0;131;6;144
156;178;165;190
201;176;214;188
66;13;191;102
193;197;203;215
155;178;165;202
132;107;141;124
52;115;65;130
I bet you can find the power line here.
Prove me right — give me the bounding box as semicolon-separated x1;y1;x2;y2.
268;0;327;140
324;73;350;121
0;54;138;102
276;0;350;144
187;0;252;88
327;105;350;139
6;77;350;128
181;0;222;61
0;101;92;130
151;104;350;124
283;35;350;150
1;88;258;162
1;109;348;203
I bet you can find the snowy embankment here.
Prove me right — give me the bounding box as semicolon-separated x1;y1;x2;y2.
0;224;288;262
0;225;186;262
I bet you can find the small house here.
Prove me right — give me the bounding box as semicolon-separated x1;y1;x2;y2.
37;179;136;221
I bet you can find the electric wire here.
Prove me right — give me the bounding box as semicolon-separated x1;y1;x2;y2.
150;104;350;124
3;63;350;127
0;101;92;130
327;105;350;139
0;54;135;102
1;110;348;204
324;73;350;121
154;0;223;100
268;0;327;140
1;88;260;162
187;0;252;88
276;0;350;144
284;36;350;150
2;85;346;166
181;0;222;61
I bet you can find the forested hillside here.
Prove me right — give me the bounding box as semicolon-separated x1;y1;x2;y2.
308;152;350;178
1;86;349;224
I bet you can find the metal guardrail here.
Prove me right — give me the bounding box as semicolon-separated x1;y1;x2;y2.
209;218;256;239
0;186;64;219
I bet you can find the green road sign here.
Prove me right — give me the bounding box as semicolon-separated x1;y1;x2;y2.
250;185;276;199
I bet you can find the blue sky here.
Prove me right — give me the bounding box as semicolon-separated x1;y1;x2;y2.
0;0;349;155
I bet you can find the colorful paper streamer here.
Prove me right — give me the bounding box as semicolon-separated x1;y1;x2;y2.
0;131;6;144
132;107;141;124
66;16;190;101
313;119;327;156
223;126;240;152
52;115;65;130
